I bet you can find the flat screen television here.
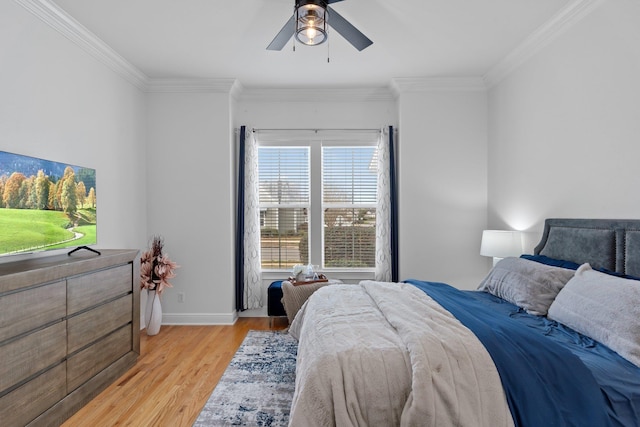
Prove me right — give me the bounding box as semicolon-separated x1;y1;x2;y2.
0;150;97;257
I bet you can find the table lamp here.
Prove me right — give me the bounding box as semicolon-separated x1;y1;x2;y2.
480;230;524;266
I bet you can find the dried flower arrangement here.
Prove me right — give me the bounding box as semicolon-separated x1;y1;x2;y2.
140;235;179;295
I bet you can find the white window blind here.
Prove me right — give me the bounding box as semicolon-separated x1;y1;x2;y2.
256;130;379;271
258;147;309;269
323;146;377;268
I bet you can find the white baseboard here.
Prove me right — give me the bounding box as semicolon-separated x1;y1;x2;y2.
161;312;238;325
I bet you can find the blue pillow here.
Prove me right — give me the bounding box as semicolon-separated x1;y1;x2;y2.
520;254;580;270
521;254;640;281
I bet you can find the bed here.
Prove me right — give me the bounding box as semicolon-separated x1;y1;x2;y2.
288;218;640;427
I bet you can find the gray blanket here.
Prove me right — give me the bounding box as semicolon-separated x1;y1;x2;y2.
289;281;514;427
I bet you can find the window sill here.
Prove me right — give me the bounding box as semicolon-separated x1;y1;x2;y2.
261;269;375;284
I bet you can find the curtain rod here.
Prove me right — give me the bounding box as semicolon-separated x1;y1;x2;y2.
252;128;381;133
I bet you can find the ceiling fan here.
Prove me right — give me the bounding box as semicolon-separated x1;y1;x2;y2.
267;0;373;51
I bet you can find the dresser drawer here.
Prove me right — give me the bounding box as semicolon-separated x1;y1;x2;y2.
0;249;138;426
67;325;132;392
0;321;66;394
67;264;132;315
67;294;133;354
0;362;66;427
0;280;66;343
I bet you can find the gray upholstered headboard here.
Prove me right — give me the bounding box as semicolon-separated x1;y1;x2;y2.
534;218;640;277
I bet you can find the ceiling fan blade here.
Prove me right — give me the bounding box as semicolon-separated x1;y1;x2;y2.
267;15;295;51
326;0;345;3
327;6;373;51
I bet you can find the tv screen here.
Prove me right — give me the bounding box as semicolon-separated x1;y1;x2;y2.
0;150;97;257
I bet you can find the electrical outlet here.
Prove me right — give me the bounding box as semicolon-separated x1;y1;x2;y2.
177;292;185;303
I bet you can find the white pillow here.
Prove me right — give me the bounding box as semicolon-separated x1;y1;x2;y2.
548;263;640;367
477;257;575;316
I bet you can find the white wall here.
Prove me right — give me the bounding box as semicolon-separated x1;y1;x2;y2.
0;2;147;258
235;92;397;129
146;91;236;324
149;87;491;320
397;89;490;289
487;0;640;247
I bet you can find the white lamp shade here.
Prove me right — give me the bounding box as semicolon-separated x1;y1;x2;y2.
480;230;524;258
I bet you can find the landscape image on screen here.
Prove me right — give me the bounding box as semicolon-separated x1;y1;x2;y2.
0;150;97;257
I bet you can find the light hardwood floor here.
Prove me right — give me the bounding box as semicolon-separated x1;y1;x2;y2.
61;317;288;427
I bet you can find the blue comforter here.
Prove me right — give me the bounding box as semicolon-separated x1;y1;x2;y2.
406;280;640;427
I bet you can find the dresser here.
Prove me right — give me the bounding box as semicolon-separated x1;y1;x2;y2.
0;249;140;427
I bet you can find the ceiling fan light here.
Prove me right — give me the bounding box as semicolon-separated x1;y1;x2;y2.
295;4;327;46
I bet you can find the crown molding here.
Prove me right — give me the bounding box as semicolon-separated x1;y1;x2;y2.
17;0;603;97
229;80;244;101
146;78;239;94
390;77;487;96
483;0;605;88
15;0;149;91
237;86;395;102
15;0;242;96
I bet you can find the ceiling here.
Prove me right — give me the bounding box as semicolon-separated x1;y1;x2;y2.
52;0;572;88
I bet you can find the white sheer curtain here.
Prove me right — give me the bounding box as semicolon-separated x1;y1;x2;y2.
375;127;392;281
242;129;263;309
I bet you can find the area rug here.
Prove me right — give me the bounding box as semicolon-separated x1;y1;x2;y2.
193;330;297;427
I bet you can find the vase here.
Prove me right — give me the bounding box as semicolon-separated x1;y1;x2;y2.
145;289;162;336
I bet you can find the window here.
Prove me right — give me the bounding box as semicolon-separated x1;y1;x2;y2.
322;146;377;268
257;131;379;271
258;147;310;269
